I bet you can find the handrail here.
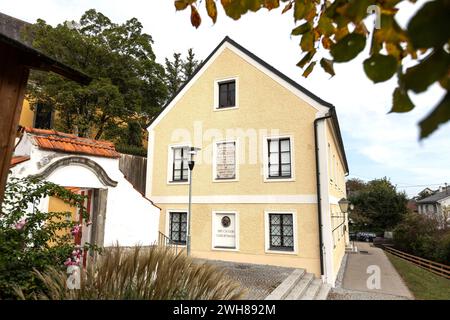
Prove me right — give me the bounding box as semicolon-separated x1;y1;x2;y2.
382;245;450;279
158;231;179;255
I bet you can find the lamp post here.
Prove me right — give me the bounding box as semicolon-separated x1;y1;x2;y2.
187;146;200;257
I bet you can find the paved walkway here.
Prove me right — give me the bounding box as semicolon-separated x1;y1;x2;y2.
197;259;294;300
337;242;413;299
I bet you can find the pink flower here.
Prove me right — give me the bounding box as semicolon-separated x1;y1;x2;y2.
71;225;81;236
15;219;26;230
64;258;72;266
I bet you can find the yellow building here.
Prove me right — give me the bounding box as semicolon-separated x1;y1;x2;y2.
146;37;349;286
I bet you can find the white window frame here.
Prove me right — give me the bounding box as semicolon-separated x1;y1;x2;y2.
211;210;240;252
213;76;239;111
167;144;190;185
165;209;188;247
262;134;295;182
264;210;298;255
212;139;239;182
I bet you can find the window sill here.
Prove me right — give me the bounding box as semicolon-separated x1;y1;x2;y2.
264;177;295;183
212;246;239;252
213;105;239;111
265;248;297;255
213;177;239;183
167;180;189;185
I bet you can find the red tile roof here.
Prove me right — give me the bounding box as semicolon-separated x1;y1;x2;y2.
10;155;30;167
25;127;120;158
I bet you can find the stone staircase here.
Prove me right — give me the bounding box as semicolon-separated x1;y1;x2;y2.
264;269;331;300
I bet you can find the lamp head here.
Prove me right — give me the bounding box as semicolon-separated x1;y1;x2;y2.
338;198;350;213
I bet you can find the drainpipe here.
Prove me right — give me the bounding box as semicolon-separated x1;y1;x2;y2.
313;110;333;278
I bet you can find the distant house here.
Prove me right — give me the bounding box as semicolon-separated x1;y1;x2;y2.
10;128;160;254
417;186;450;220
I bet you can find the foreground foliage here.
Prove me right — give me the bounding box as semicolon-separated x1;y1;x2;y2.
0;177;87;299
23;246;245;300
174;0;450;139
386;253;450;300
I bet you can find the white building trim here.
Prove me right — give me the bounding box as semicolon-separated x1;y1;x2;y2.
152;194;317;204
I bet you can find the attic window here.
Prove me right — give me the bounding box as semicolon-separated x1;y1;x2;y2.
214;78;238;110
218;80;236;108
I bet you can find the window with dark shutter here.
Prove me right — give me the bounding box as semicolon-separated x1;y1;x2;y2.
172;147;189;182
268;138;291;178
34;103;53;129
169;212;187;245
269;213;294;251
218;80;236;108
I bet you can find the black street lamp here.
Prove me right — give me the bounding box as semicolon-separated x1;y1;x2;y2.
187;146;201;257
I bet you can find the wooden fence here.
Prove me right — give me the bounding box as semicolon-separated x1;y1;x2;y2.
119;154;147;195
382;245;450;279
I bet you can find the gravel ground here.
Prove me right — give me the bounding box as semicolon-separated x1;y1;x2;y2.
198;259;294;300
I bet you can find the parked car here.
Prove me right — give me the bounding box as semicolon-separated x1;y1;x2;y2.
356;232;377;242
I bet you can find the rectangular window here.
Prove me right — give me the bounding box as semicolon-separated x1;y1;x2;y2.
218;80;236;108
269;213;294;251
172;147;189;182
169;212;187;245
268;138;291;178
215;141;236;180
34;103;53;129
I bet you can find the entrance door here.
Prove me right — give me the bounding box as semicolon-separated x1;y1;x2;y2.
212;212;237;250
75;189;93;267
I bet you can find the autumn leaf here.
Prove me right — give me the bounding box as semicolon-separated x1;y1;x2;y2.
302;61;316;78
175;0;191;11
264;0;280;10
282;1;293;14
206;0;218;23
190;4;201;28
389;88;414;113
320;58;335;77
296;49;316;68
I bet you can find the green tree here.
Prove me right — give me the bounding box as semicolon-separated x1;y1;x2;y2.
24;9;168;141
164;49;201;98
174;0;450;139
0;177;89;299
165;53;184;98
348;177;408;232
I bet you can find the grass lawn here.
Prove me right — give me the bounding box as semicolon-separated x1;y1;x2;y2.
386;253;450;300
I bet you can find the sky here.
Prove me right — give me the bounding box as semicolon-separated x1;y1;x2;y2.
1;0;448;197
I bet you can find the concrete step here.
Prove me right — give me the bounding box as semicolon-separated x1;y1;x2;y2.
265;268;305;300
299;278;322;300
315;283;331;300
284;272;314;300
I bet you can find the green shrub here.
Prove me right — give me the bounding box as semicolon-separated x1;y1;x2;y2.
393;212;450;264
116;144;147;157
0;177;88;299
23;246;245;300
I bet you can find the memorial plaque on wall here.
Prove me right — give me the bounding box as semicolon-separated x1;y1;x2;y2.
216;142;235;179
213;213;236;249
